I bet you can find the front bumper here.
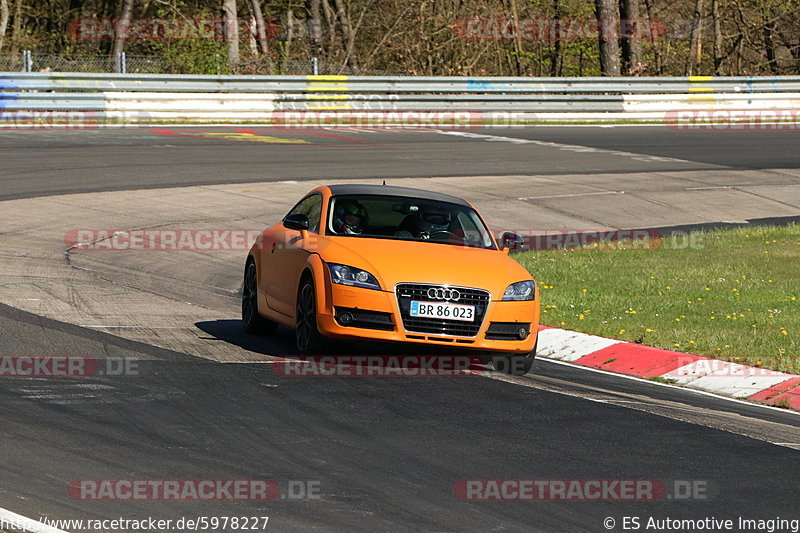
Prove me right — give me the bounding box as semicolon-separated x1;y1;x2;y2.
317;283;539;354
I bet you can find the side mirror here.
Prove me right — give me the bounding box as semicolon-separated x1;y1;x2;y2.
500;231;526;252
283;213;310;231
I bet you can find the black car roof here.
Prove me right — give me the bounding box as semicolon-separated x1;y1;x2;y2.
327;184;470;207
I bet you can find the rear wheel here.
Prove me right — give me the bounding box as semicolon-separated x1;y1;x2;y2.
296;278;326;354
242;259;278;335
492;341;537;376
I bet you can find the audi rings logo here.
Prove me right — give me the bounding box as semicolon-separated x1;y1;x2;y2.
427;287;461;301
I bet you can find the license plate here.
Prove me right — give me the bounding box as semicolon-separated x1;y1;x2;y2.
409;301;475;322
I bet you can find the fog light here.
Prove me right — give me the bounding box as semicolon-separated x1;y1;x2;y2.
518;327;529;340
339;312;354;325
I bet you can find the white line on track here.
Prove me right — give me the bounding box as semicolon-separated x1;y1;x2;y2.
433;130;694;164
517;191;625;201
0;507;67;533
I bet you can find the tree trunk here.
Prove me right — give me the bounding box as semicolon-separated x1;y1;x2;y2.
686;0;704;75
222;0;239;70
321;0;336;53
9;0;20;55
712;0;722;74
306;0;323;60
248;0;270;57
595;0;620;76
643;0;662;73
619;0;642;75
508;0;523;76
283;7;294;74
332;0;356;69
762;11;777;73
112;0;135;73
550;0;562;76
0;0;9;53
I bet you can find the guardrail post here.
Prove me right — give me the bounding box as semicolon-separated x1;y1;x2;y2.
23;50;32;72
119;52;127;74
311;57;319;75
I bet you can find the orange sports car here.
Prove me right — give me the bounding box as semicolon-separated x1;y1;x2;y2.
242;184;540;374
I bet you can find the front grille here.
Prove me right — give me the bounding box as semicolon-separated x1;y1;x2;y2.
485;322;531;340
335;307;395;331
395;283;490;337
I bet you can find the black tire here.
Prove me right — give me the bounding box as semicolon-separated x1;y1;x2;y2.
242;259;278;335
295;277;327;354
492;341;537;376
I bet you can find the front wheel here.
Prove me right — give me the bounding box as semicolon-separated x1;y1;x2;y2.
242;260;278;335
492;341;537;376
295;279;327;354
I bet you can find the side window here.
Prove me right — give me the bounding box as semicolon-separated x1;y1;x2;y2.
288;194;322;233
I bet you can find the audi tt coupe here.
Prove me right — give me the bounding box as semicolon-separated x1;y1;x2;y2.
242;184;540;374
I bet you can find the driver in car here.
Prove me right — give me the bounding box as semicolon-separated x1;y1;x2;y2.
396;207;452;239
333;200;367;235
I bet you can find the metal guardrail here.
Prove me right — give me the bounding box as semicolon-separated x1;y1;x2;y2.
1;72;800;124
2;72;800;93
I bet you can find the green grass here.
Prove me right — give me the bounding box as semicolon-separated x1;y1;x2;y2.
515;224;800;373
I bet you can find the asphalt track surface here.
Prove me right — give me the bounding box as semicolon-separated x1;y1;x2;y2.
1;126;800;532
1;126;798;201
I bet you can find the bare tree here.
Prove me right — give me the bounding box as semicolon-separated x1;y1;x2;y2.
619;0;642;74
333;0;357;69
595;0;621;75
321;0;336;51
712;0;723;73
248;0;270;57
643;0;662;73
9;0;20;55
762;7;778;73
507;0;524;75
550;0;563;76
686;0;704;75
0;0;9;53
112;0;135;73
222;0;239;69
306;0;323;59
283;7;294;73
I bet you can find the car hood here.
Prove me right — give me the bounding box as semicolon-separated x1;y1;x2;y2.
315;236;533;298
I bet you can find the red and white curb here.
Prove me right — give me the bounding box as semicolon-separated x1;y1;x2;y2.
536;326;800;412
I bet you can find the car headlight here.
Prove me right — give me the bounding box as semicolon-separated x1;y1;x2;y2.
502;280;535;301
328;263;381;291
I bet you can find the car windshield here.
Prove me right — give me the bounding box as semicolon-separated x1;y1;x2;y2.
326;194;496;249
